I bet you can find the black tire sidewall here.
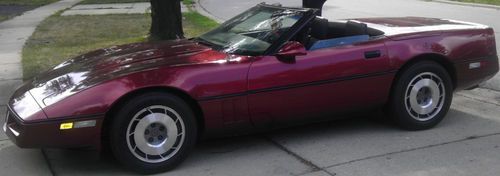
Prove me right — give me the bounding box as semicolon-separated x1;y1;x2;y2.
110;92;197;174
391;61;453;130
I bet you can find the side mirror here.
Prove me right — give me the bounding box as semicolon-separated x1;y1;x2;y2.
276;41;307;58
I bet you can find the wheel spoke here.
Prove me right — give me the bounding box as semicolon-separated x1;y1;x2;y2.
126;105;186;163
147;108;154;114
404;72;446;121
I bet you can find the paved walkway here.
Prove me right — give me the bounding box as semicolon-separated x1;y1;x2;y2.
198;0;500;91
0;0;81;175
0;1;186;104
2;93;498;176
1;1;500;175
62;2;188;16
0;0;81;106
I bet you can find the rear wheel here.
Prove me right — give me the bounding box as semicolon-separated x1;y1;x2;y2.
110;92;197;174
390;61;453;130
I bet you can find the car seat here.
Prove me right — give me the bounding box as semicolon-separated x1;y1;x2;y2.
345;21;369;36
307;17;329;48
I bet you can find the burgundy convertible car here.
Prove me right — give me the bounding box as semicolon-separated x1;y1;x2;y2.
4;3;498;173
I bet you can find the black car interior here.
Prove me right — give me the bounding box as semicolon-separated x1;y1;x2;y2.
295;17;385;50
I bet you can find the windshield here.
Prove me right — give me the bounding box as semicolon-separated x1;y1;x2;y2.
197;5;304;56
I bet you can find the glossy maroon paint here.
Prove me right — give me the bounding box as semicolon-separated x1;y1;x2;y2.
248;38;393;128
276;41;307;57
4;15;498;149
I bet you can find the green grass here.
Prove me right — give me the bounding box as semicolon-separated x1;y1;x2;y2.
22;14;151;79
451;0;500;5
183;0;195;6
0;0;57;22
80;0;195;5
0;15;8;22
78;0;148;4
183;12;219;38
22;12;219;80
0;0;58;6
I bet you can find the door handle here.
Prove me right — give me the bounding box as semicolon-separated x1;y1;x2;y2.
364;50;381;59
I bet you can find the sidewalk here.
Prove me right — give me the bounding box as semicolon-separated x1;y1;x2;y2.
0;0;82;106
0;1;185;105
0;0;81;175
432;0;500;10
61;2;188;16
2;0;500;175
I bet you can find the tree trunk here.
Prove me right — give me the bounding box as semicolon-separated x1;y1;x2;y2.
149;0;184;40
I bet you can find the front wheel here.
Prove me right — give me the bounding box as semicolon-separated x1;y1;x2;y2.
389;61;453;130
110;92;197;174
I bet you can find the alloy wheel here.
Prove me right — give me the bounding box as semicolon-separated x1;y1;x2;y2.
404;72;446;121
126;105;186;163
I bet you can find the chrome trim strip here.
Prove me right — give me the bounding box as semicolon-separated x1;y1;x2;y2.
3;111;8;132
74;120;97;128
469;62;481;69
8;127;19;136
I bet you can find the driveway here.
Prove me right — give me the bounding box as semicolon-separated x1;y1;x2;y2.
199;0;500;91
2;92;500;175
1;0;500;175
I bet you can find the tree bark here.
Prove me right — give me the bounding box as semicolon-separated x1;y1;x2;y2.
149;0;184;40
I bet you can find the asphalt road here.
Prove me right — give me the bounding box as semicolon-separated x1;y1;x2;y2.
199;0;500;91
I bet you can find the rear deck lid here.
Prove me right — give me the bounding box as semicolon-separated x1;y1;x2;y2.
352;17;489;39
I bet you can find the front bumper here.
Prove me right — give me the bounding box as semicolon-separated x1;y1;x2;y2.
4;106;104;149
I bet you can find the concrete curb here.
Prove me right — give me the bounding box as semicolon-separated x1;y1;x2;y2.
194;0;225;23
431;0;500;10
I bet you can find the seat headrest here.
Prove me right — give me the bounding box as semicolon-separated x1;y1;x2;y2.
310;17;329;40
345;21;368;36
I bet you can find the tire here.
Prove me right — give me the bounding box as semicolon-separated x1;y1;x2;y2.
389;61;453;130
110;92;197;174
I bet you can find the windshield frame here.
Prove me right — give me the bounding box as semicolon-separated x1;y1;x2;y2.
195;3;317;56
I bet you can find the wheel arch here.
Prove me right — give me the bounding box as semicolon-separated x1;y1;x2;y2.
394;53;457;90
101;86;205;148
386;53;456;109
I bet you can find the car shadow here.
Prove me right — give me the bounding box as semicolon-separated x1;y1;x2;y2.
41;108;500;175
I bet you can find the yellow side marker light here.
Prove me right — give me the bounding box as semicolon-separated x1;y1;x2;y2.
60;122;73;130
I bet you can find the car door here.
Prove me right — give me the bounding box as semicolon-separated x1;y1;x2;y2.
247;39;395;128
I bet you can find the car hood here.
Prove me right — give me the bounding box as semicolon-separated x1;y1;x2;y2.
9;39;227;120
351;17;489;39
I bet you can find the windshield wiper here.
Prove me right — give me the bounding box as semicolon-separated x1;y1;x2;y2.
236;29;272;34
195;37;217;48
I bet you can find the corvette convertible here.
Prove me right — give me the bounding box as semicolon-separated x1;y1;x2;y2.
4;3;499;174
